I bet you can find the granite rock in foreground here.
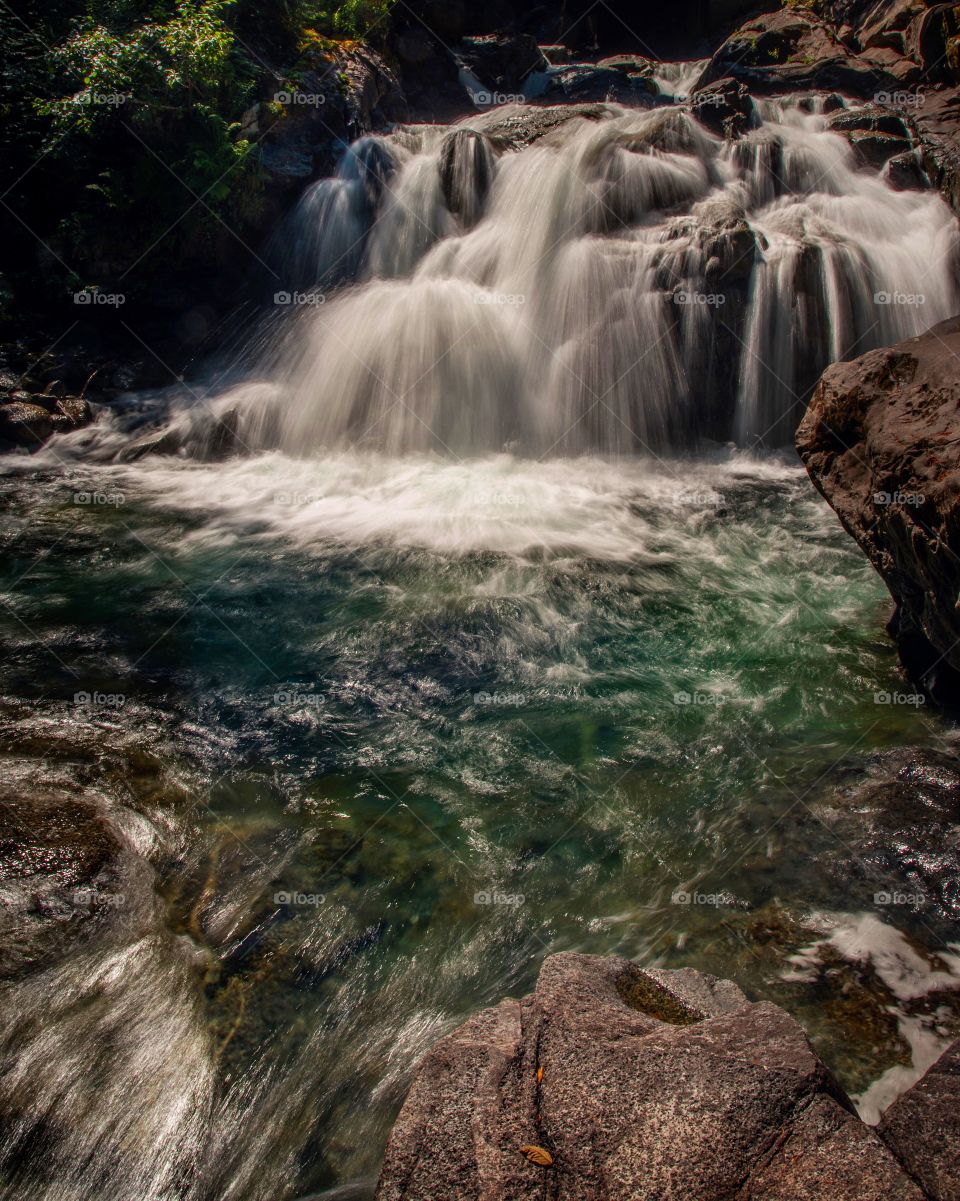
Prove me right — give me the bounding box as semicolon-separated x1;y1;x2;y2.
375;952;934;1201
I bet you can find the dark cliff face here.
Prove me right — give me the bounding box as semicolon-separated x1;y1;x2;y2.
797;317;960;705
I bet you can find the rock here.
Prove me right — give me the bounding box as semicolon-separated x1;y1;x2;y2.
259;45;406;191
908;3;960;85
825;102;917;170
456;33;547;92
0;390;92;452
848;129;912;167
689;76;757;139
885;148;931;189
827;106;912;138
808;746;960;924
438;129;495;226
879;1040;960;1201
597;54;655;74
0;785;136;977
697;7;911;97
0;401;54;449
911;88;960;212
375;952;925;1201
796;317;960;702
544;64;655;104
474;103;610;151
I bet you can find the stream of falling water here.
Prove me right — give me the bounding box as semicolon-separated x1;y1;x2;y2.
2;86;960;1201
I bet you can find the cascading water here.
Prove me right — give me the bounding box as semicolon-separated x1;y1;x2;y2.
5;84;960;1201
135;94;960;460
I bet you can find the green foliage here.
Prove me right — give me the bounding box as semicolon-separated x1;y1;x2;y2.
1;0;391;303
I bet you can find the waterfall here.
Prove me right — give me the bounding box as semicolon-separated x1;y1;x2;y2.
133;96;960;460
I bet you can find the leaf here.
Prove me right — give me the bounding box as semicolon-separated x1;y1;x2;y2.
536;1066;544;1083
520;1145;553;1166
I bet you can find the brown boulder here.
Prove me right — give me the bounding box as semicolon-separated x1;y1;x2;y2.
796;317;960;702
375;953;925;1200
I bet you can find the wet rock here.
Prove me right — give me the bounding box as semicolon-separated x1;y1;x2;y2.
438;129;495;226
597;54;654;75
826;104;915;168
0;788;131;977
476;103;609;151
0;401;54;449
827;106;912;138
456;33;547;92
689;76;757;139
848;129;912;167
375;952;925;1201
879;1039;960;1201
797;317;960;702
0;392;92;451
885;149;931;190
544;64;655;104
808;746;960;924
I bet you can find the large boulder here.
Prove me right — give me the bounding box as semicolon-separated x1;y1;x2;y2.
375;952;926;1200
697;8;907;97
796;317;960;702
879;1040;960;1201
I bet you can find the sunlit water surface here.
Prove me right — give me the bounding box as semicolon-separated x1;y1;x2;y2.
0;449;958;1200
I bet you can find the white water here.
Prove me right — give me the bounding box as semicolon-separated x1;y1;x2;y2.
129;95;960;461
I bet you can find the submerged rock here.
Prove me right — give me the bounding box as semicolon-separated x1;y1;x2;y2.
375;952;927;1200
797;317;960;703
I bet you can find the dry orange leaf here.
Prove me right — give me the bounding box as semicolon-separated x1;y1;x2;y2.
536;1066;544;1083
520;1145;553;1166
